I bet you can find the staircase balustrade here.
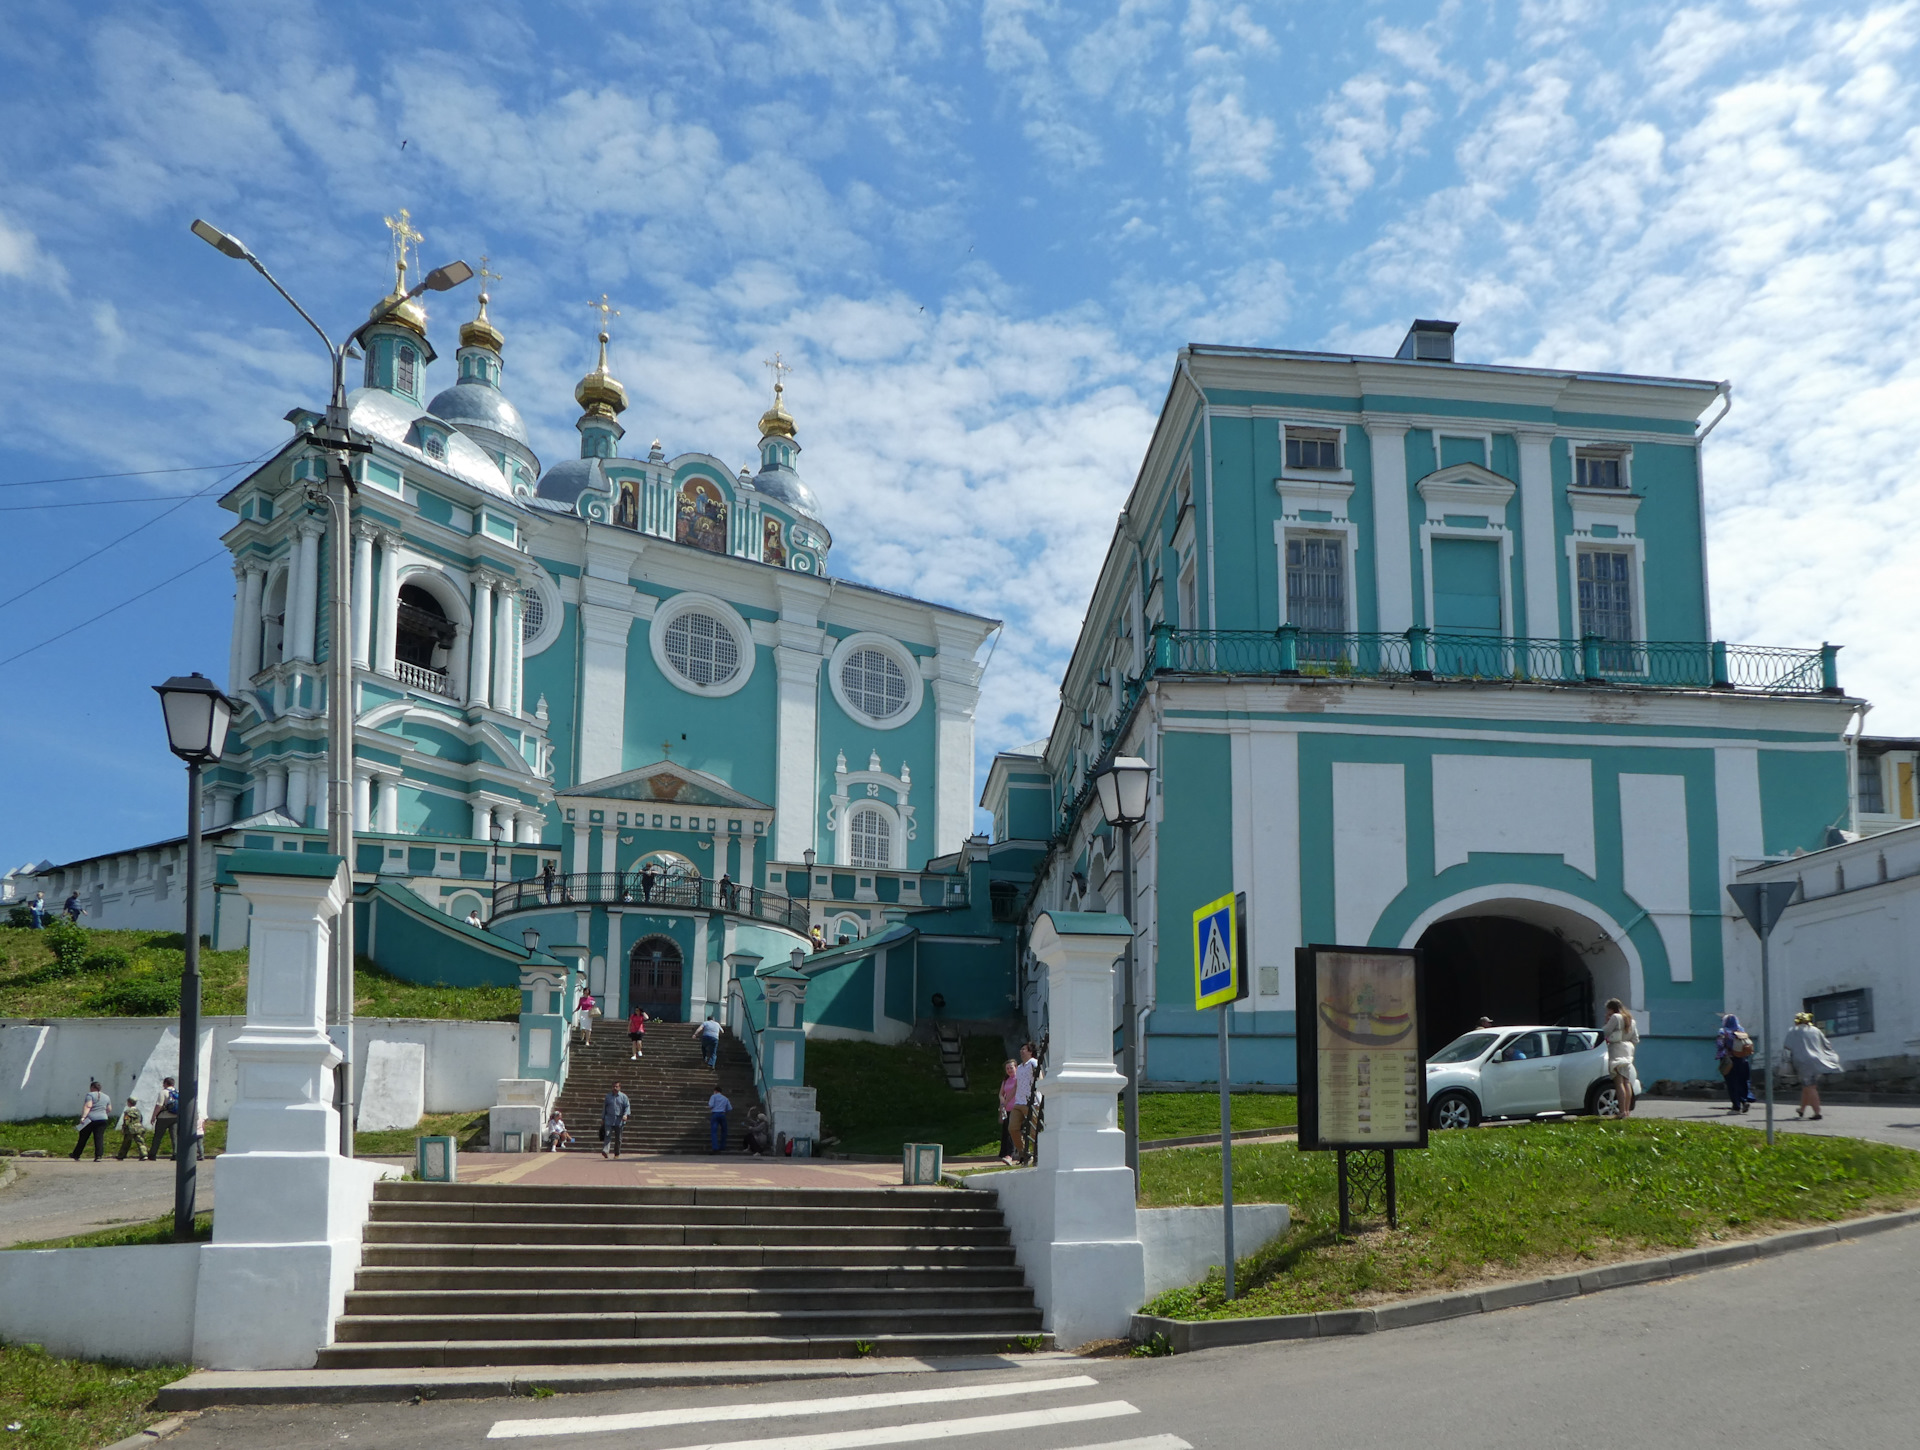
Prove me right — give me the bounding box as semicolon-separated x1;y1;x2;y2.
491;872;809;933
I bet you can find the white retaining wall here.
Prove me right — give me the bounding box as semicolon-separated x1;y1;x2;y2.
0;1017;516;1123
0;1243;201;1364
1137;1204;1292;1299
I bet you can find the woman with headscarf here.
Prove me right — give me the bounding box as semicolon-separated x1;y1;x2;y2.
1783;1011;1841;1120
1602;998;1640;1118
1716;1013;1756;1114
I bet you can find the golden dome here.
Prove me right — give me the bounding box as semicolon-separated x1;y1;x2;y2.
460;291;504;352
369;282;427;337
758;380;796;440
575;331;628;416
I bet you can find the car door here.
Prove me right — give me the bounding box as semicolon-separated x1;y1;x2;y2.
1478;1031;1559;1116
1554;1028;1608;1108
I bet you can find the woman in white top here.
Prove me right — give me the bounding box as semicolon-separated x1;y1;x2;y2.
69;1079;113;1161
1602;998;1640;1118
1783;1011;1842;1120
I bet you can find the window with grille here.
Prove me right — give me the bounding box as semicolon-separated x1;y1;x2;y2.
1285;535;1345;635
422;432;445;460
1803;988;1872;1037
519;587;544;644
1857;754;1886;814
849;806;891;869
1577;548;1635;666
1285;427;1340;471
841;646;909;720
663;610;740;687
1575;449;1626;489
397;346;417;396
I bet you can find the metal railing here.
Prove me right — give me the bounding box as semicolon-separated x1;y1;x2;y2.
491;872;810;933
394;660;457;698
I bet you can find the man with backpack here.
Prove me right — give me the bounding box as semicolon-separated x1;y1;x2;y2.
147;1077;181;1160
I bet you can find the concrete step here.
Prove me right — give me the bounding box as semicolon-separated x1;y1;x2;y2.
314;1330;1056;1369
367;1201;1003;1228
342;1286;1039;1316
359;1243;1020;1270
332;1306;1047;1344
363;1222;1011;1247
374;1182;946;1207
352;1264;1031;1291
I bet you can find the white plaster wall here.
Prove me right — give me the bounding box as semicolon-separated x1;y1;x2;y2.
1138;1203;1292;1300
355;1039;426;1131
1237;728;1301;1009
0;1244;201;1364
1;1017;516;1121
1716;747;1767;1026
1620;772;1693;982
1333;761;1406;946
1433;754;1596;877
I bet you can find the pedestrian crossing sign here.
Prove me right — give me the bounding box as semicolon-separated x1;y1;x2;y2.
1193;892;1243;1009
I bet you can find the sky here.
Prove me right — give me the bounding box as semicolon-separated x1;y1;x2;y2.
4;0;1919;873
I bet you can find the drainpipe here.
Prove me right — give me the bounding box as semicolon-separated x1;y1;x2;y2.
1177;355;1216;630
1693;381;1732;640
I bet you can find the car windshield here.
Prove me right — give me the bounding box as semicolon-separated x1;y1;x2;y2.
1429;1031;1499;1064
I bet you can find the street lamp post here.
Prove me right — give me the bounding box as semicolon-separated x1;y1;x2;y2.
190;219;471;1154
1093;754;1154;1182
153;672;234;1240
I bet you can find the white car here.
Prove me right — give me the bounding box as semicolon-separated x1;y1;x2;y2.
1424;1025;1621;1129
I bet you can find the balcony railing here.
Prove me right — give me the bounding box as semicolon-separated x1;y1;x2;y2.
394;660;457;698
490;872;810;934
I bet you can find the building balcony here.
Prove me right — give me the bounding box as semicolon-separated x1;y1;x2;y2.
489;871;810;935
394;659;457;698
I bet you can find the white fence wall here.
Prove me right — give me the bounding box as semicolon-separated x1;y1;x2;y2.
0;1244;201;1363
0;1017;517;1122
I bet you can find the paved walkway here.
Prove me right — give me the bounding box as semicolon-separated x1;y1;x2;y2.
461;1152;911;1190
1632;1094;1920;1150
0;1155;220;1248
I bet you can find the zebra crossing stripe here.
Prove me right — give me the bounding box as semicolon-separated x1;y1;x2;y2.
1062;1437;1191;1450
488;1375;1103;1440
634;1400;1137;1450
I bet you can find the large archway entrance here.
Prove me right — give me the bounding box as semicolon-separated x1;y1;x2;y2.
1404;890;1639;1054
628;935;685;1021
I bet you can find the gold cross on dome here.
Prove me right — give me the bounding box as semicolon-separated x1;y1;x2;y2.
478;255;502;293
588;292;620;337
383;208;423;284
763;351;792;395
660;739;674;759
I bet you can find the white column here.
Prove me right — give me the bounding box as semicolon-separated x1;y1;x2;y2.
238;565;265;682
571;823;591;875
310;761;328;829
773;644;822;862
1516;430;1561;640
350;524;375;668
229;564;249;691
286;762;311;827
577;597;632;780
492;587;516;709
1365;422;1413;633
290;521;322;663
469;574;495;709
376;775;399;834
263;763;288;813
515;811;541;845
373;533;401;675
597;824;618;878
352;770;372;832
930;661;981;858
472;800;494;842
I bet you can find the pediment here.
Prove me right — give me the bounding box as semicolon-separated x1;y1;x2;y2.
1416;461;1516;495
562;759;771;812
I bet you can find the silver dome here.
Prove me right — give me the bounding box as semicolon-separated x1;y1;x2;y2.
535;457;610;509
428;381;531;447
346;388;511;498
750;461;820;516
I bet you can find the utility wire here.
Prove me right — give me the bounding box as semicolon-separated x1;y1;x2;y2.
0;491;216;511
0;549;232;669
0;462;258;489
0;445;274;613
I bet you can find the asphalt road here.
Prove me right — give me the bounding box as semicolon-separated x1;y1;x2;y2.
161;1220;1920;1449
1630;1095;1920;1150
0;1155;217;1247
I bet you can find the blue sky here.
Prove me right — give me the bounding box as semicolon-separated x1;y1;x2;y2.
4;0;1918;872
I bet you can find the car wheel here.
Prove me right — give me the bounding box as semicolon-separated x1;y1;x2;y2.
1429;1090;1477;1131
1587;1081;1623;1118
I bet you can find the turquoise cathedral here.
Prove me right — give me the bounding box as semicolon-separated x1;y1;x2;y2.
982;322;1855;1089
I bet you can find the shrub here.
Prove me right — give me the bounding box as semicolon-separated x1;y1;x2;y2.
41;918;89;971
80;944;132;974
7;905;31;928
85;975;182;1016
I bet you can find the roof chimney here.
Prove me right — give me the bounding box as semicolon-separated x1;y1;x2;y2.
1396;319;1458;363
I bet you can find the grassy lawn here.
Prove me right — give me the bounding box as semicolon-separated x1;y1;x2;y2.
1131;1093;1296;1140
0;1119;229;1157
0;926;518;1021
1139;1118;1920;1321
7;1212;213;1252
354;1109;490;1157
0;1341;189;1450
5;1108;482;1160
807;1037;1009;1156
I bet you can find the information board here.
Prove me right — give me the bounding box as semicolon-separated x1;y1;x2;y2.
1294;944;1428;1151
1192;893;1246;1010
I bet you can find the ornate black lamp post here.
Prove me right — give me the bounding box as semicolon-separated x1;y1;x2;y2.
1093;754;1153;1181
154;672;234;1239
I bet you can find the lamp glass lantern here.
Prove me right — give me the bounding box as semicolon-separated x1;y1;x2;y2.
522;928;542;953
154;673;235;764
1094;755;1153;826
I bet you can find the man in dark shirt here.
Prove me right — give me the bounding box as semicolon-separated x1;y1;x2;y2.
601;1082;631;1159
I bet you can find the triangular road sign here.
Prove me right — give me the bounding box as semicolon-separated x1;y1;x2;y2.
1727;881;1797;939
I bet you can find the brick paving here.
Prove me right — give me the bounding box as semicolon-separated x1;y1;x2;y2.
459;1150;913;1190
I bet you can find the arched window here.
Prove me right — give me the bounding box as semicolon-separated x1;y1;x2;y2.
422;432;445;460
628;934;684;1020
663;610;740;687
849;806;891;869
397;345;417;396
841;647;909;720
395;583;456;674
261;572;287;668
519;587;544;643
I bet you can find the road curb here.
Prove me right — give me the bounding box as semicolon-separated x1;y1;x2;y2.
98;1414;190;1449
1130;1205;1920;1352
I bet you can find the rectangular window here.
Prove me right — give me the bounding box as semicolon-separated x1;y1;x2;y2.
1803;988;1872;1037
1285;535;1346;635
1856;753;1886;815
1178;553;1198;631
1285;427;1340;471
1576;449;1626;489
1577;548;1636;666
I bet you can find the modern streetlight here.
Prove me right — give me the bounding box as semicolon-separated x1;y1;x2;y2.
1093;754;1153;1181
153;672;234;1241
190;218;472;1154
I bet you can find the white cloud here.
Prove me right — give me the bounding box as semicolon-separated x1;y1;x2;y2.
0;211;67;289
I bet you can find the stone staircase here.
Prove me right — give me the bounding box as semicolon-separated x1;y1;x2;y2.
316;1181;1048;1367
552;1021;758;1154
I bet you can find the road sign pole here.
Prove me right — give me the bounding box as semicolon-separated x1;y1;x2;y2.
1219;1002;1234;1301
1761;929;1774;1146
1727;879;1798;1148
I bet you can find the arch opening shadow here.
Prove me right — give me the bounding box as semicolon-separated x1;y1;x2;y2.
628;934;684;1022
1417;916;1595;1053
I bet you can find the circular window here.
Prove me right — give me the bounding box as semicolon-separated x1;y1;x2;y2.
519;587;544;644
841;648;908;720
664;610;740;687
